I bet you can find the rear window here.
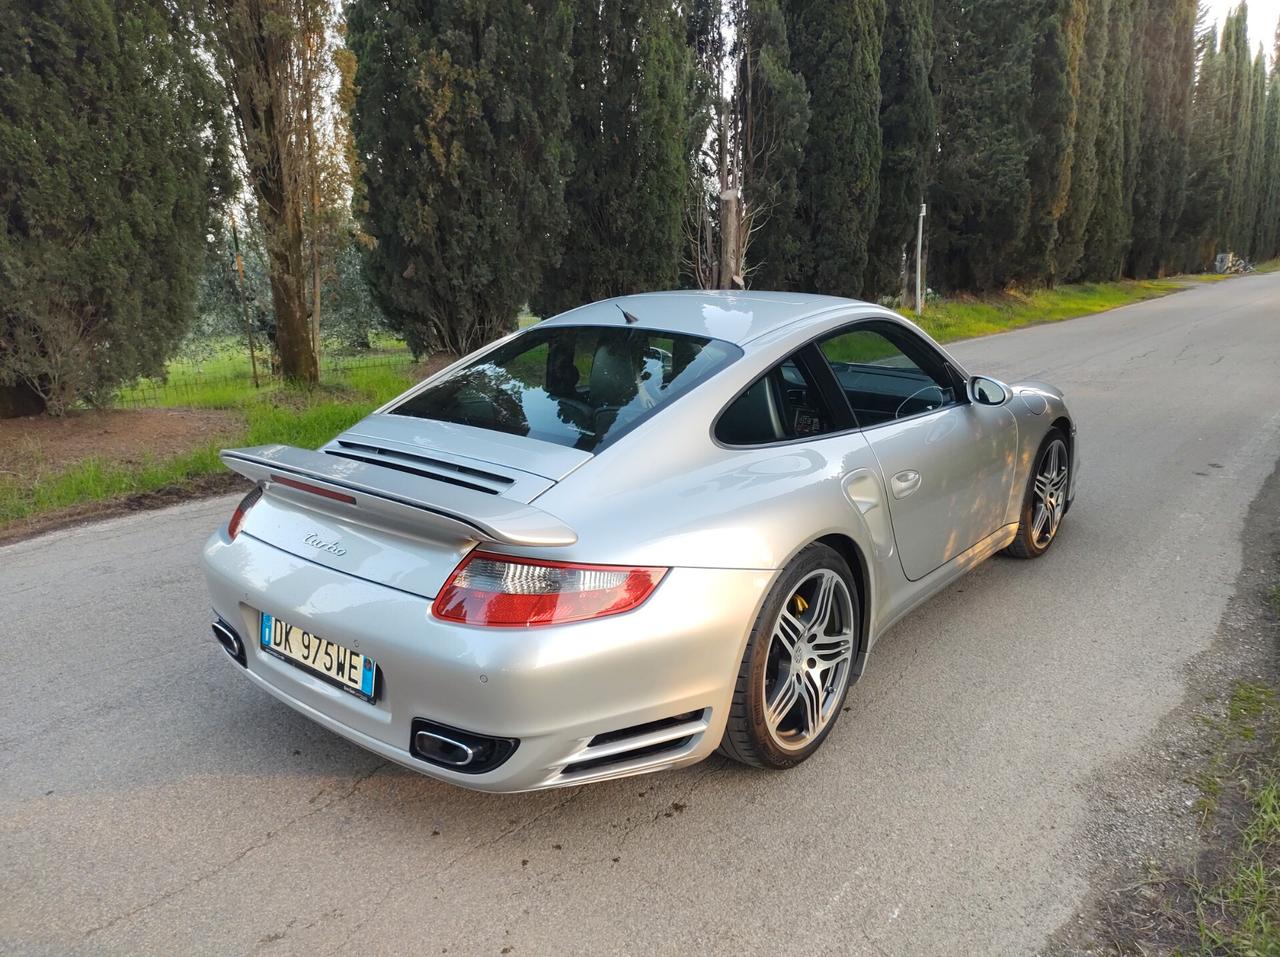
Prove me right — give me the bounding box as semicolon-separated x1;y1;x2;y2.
388;325;741;452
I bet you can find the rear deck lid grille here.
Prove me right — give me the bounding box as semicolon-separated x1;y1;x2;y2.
326;441;514;495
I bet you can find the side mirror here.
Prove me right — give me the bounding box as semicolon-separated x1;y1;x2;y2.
967;375;1010;406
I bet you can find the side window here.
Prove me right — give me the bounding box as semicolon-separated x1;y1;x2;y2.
817;325;957;427
715;354;840;445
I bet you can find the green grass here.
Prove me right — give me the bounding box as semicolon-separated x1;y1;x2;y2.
115;334;416;409
0;271;1247;530
1;445;227;524
0;370;416;527
1193;772;1280;953
1183;679;1280;955
901;277;1196;343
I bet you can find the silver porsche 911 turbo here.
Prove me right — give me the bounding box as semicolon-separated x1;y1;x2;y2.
202;291;1077;792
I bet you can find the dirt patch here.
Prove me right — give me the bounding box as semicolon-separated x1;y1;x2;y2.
263;383;363;410
410;353;459;381
1045;460;1280;954
0;408;241;480
0;470;248;547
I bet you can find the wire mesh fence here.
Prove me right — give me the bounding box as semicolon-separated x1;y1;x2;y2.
113;338;418;410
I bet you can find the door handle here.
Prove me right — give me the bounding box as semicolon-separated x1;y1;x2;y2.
891;469;921;499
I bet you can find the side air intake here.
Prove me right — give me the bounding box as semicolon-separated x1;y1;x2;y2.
559;709;709;778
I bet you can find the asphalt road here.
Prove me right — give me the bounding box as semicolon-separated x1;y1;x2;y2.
3;272;1279;957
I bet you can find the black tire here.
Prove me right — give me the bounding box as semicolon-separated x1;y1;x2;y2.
719;542;860;769
1006;427;1070;559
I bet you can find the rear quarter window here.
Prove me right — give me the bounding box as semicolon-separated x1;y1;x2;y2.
389;325;741;452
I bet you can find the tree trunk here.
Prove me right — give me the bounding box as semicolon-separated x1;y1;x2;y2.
211;0;320;386
303;9;323;359
719;188;741;288
259;185;319;385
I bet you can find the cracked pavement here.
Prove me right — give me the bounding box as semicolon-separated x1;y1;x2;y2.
2;271;1279;955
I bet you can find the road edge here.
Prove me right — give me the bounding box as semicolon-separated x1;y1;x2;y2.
1044;455;1280;954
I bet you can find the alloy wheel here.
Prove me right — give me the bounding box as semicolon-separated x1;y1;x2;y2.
1031;438;1069;549
762;569;855;751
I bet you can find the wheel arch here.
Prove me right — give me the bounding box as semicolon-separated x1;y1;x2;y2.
814;533;872;678
1050;415;1073;459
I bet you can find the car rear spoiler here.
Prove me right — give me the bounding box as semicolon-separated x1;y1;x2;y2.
220;445;577;547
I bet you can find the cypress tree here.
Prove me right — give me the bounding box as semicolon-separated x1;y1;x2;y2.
1020;0;1088;283
1242;51;1268;258
779;0;885;298
1118;0;1149;271
930;0;1037;290
347;0;572;356
1219;6;1254;255
0;0;228;414
1056;0;1111;281
1160;0;1197;270
1254;41;1280;260
1179;23;1230;270
1128;0;1196;277
1080;0;1139;279
533;0;691;316
862;0;934;298
740;0;811;291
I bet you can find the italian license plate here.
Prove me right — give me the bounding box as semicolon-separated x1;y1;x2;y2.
259;613;376;701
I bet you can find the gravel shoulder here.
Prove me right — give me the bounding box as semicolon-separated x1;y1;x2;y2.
1046;458;1280;954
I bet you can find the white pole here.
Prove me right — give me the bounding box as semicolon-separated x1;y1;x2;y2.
915;202;927;316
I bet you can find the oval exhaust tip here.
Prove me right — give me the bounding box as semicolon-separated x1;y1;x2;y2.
414;730;476;768
212;619;246;666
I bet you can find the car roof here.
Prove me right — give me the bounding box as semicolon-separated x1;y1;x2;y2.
539;290;876;348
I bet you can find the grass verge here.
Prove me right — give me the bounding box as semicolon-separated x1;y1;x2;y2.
903;276;1198;342
1097;589;1280;956
0;270;1245;536
0;371;415;531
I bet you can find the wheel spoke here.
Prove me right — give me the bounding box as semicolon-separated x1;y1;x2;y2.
1032;504;1049;540
773;609;804;656
765;672;800;730
811;632;854;665
798;670;824;735
807;573;839;637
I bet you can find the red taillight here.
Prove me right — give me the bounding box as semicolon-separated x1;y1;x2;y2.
432;552;668;627
227;484;263;540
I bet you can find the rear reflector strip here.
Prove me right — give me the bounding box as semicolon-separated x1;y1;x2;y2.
271;474;357;504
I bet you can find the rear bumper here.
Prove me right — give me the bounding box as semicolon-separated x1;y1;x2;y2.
201;531;772;792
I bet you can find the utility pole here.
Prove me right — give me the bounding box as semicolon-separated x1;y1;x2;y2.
231;214;260;389
916;203;927;316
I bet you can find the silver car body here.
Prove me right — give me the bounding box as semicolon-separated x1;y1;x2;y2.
202;291;1078;792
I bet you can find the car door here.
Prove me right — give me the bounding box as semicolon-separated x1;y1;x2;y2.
813;321;1017;582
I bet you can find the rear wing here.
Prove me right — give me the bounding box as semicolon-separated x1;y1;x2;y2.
220;445;576;547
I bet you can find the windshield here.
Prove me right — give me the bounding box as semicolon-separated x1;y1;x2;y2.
388;325;741;452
